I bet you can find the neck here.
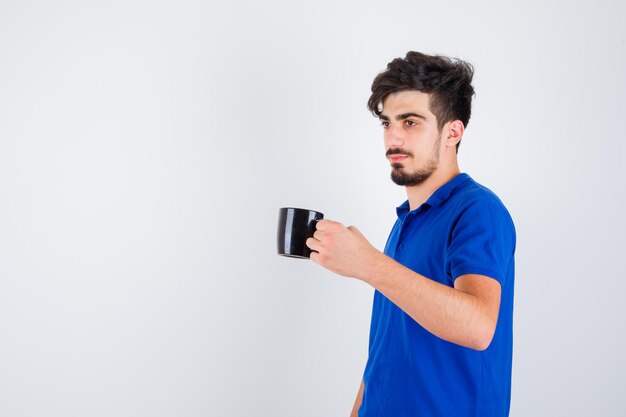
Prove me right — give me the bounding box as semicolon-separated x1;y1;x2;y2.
406;164;461;211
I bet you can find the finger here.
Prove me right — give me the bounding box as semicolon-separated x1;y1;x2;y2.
306;237;319;251
315;219;329;231
315;219;341;231
309;250;320;264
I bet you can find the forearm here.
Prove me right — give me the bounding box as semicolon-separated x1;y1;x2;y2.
361;252;497;350
350;380;364;417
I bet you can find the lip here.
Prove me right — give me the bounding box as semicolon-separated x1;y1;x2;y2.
389;155;409;163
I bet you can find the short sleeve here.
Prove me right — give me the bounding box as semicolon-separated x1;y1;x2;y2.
445;198;516;285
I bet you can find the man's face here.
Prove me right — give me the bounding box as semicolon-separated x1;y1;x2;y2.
379;90;442;186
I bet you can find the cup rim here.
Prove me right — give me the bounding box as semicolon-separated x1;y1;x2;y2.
279;207;323;215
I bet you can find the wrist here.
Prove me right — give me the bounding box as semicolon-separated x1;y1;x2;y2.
359;250;394;286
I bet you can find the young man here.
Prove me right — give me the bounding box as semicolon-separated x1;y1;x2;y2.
305;52;516;417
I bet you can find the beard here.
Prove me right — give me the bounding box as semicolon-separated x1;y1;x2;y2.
388;135;441;187
390;158;438;186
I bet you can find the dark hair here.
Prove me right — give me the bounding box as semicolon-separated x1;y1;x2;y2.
367;51;475;151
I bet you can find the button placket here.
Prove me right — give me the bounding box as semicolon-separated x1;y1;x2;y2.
396;208;425;259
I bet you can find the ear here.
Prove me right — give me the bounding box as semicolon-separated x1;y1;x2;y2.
445;120;464;148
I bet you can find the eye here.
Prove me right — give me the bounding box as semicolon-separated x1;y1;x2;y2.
380;121;390;128
405;120;417;127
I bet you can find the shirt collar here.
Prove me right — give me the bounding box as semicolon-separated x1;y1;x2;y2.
396;173;471;217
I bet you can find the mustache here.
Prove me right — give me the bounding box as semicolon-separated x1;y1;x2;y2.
386;148;413;157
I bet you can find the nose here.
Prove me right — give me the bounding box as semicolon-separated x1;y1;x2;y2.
385;123;404;149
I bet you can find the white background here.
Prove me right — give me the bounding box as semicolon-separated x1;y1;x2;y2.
1;1;625;416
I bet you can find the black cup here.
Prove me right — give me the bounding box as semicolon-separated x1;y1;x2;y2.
277;207;324;258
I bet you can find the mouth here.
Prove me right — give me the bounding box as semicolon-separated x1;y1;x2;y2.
388;155;409;163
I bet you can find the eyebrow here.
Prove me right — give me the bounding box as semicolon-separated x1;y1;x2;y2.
379;112;427;122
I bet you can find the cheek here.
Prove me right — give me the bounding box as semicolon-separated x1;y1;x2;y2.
410;137;431;152
409;140;438;160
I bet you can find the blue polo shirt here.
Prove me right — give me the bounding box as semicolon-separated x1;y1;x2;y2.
359;173;516;417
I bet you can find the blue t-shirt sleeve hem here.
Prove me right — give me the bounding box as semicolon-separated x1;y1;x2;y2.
452;266;505;285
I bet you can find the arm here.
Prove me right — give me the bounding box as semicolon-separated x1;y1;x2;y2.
364;252;500;350
307;220;501;351
350;380;364;417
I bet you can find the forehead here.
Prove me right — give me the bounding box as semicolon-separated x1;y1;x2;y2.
381;90;434;118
